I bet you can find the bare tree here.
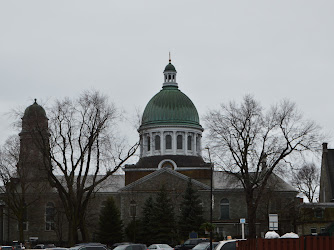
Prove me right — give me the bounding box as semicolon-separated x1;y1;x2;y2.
0;136;46;242
32;90;139;245
205;95;321;238
291;163;320;202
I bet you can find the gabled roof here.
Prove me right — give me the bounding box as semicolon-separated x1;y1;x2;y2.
213;171;296;192
120;167;210;191
54;174;125;193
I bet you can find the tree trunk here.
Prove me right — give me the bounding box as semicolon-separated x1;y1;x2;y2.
68;217;79;246
79;221;89;242
18;220;24;242
247;201;257;239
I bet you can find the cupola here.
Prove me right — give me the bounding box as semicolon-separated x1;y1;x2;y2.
163;54;177;87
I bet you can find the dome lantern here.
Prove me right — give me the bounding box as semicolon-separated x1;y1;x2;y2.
163;53;177;88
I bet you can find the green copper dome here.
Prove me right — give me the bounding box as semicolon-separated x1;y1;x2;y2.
164;63;176;72
141;86;202;129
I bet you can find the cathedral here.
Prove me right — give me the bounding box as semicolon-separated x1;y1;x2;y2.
0;59;298;244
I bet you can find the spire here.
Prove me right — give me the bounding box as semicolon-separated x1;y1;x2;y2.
163;54;178;88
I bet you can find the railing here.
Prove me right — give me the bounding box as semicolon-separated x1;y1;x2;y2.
236;236;334;250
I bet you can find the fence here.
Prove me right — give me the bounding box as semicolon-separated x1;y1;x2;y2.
236;236;334;250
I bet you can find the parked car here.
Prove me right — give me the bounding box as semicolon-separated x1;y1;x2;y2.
111;243;133;249
192;242;218;250
174;238;209;250
215;240;244;250
0;246;14;250
148;244;173;250
34;245;46;249
70;243;108;250
46;248;68;250
113;244;147;250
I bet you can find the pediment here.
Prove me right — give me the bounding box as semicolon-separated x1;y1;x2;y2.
120;168;210;192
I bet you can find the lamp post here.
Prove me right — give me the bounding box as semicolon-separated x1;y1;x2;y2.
206;147;213;250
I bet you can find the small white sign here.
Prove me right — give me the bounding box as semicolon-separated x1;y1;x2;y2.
269;214;278;230
240;218;246;224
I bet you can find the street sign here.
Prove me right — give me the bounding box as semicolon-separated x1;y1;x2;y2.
240;218;246;239
269;214;278;230
189;231;198;238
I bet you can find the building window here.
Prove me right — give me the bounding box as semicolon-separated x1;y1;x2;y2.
101;200;107;210
162;161;174;169
314;208;324;218
311;228;317;235
155;135;160;150
220;198;230;220
45;202;55;231
147;136;150;151
166;135;172;150
187;135;192;150
130;200;137;218
177;135;183;149
196;136;200;152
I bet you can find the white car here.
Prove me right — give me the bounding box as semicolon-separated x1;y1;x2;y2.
215;240;244;250
148;244;173;250
192;242;218;250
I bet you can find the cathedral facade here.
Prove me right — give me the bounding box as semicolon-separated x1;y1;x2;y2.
0;60;298;244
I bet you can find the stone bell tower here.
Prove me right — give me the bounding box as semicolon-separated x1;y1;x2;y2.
18;99;50;180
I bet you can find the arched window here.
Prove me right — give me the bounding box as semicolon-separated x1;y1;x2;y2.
130;200;137;218
166;135;172;150
45;202;55;231
155;135;161;150
220;198;230;220
187;135;192;150
196;135;200;152
147;136;150;151
177;135;183;149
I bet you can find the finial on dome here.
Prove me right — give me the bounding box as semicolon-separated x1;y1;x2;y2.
169;52;171;63
34;98;37;104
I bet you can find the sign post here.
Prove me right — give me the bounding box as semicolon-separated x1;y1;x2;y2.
240;218;246;239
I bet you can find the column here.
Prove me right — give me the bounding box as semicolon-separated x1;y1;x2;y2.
161;131;165;155
184;132;188;155
173;131;177;155
149;132;153;156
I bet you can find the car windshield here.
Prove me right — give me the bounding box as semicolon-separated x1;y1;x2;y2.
70;247;80;250
2;247;12;250
221;242;236;250
113;245;129;250
157;245;171;249
193;243;209;250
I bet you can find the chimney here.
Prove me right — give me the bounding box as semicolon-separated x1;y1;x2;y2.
323;143;328;153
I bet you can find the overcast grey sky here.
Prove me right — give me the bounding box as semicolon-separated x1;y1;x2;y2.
1;1;334;151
